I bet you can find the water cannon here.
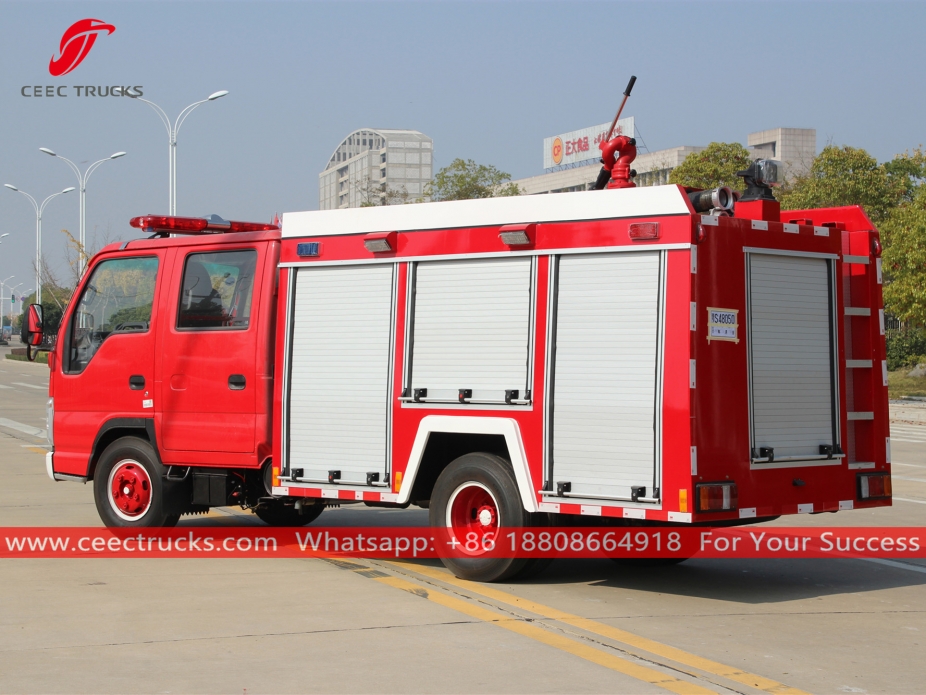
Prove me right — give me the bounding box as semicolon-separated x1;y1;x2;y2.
737;159;782;202
593;75;638;190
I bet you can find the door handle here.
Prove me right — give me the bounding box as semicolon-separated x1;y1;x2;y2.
129;375;145;390
228;374;246;390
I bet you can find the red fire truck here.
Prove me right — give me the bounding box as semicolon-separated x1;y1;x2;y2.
27;160;892;581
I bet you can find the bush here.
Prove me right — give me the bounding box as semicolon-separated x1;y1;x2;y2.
886;328;926;371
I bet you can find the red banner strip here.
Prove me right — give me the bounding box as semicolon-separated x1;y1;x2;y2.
1;527;923;560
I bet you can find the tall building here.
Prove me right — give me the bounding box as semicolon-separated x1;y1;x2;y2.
319;129;433;210
513;126;816;195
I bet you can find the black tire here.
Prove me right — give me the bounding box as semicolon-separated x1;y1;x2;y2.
513;513;555;580
254;499;324;527
93;437;177;528
429;452;529;583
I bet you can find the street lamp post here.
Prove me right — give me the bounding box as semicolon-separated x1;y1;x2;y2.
7;283;22;333
0;276;13;337
39;148;126;277
133;90;228;214
3;185;75;305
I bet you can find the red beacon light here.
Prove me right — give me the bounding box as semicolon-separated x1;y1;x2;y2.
129;214;280;236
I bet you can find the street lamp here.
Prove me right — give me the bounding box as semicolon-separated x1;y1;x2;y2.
132;90;228;214
4;185;75;305
7;283;22;333
39;148;126;277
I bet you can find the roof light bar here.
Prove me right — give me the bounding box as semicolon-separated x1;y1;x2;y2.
129;215;279;235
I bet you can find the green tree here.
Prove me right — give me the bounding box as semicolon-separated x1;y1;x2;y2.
778;145;903;224
882;183;926;325
668;142;753;191
430;158;521;201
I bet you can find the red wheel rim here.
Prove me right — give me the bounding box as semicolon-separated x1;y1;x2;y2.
108;460;152;521
446;482;499;555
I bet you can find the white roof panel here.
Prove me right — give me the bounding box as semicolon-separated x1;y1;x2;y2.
283;185;691;238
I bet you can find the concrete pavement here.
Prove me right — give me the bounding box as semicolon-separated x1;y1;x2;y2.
1;342;924;693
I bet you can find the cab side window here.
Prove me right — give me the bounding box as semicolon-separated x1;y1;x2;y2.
177;250;257;330
68;256;159;373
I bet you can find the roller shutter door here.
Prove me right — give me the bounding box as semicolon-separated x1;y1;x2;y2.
411;258;532;401
749;254;836;461
551;252;661;499
288;265;394;484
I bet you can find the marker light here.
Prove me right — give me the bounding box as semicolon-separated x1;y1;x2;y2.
499;223;536;246
858;472;891;500
629;222;660;240
696;482;738;512
129;215;279;234
364;231;396;253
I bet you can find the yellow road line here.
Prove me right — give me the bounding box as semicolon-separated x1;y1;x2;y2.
389;561;809;695
372;573;717;695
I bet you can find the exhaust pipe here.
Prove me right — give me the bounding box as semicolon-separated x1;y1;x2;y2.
688;186;734;213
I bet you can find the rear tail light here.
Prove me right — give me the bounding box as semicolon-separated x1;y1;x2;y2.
629;222;659;240
696;482;738;512
858;472;892;500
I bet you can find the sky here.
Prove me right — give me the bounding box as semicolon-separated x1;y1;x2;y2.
1;0;925;299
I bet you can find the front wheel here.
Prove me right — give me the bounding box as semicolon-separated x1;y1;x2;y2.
94;437;177;528
430;452;529;582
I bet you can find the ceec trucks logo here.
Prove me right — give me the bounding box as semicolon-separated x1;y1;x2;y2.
49;18;115;76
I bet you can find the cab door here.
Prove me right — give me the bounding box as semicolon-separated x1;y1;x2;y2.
53;254;163;477
157;245;263;457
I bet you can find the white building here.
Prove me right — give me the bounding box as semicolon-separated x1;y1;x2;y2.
319;129;433;209
513;127;816;195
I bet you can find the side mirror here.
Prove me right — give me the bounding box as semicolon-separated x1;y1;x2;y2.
21;304;44;362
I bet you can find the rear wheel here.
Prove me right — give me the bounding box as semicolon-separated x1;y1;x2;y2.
254;499;324;527
430;452;529;582
94;437;177;528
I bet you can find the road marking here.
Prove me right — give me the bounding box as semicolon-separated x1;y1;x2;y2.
12;381;47;390
891;475;926;483
889;438;926;443
375;573;717;694
311;558;722;695
892;462;926;469
894;497;926;505
0;384;11;389
862;558;926;575
0;417;46;438
391;561;810;695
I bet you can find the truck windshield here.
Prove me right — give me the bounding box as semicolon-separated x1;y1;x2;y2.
68;256;159;373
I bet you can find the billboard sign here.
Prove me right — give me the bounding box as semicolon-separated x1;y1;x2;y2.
543;117;634;170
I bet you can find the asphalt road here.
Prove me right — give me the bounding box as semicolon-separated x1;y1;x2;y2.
1;343;924;694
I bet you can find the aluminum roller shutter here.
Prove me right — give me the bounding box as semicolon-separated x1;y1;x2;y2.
288;265;394;484
551;252;661;499
411;258;532;401
749;254;836;461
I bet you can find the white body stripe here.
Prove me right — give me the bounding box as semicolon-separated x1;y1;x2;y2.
283;186;691;238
